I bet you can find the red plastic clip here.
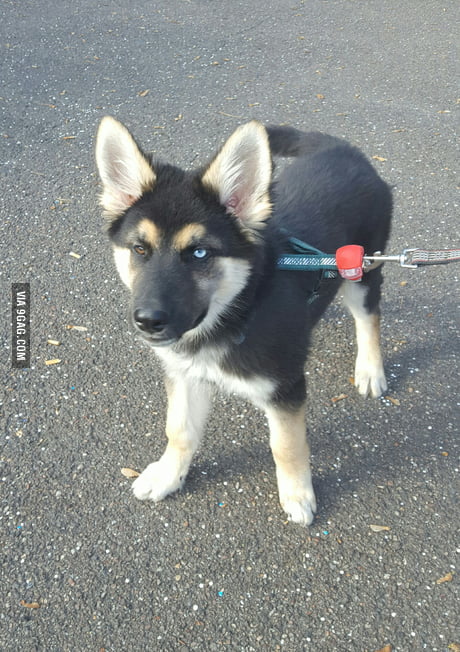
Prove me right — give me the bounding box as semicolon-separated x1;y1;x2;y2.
336;245;365;281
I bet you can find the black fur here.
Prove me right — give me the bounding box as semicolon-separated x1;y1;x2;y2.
96;118;393;524
125;128;390;407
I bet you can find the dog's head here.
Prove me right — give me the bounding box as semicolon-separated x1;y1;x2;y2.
95;117;273;347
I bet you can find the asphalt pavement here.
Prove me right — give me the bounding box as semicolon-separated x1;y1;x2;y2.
1;1;458;650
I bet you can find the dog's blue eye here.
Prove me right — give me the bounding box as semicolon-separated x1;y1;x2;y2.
193;248;208;260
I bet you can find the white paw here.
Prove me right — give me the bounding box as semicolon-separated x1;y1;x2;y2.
277;471;317;526
132;460;183;502
354;358;387;398
281;491;317;526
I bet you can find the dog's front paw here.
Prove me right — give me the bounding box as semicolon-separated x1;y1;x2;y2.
280;491;317;526
354;357;387;398
132;460;183;502
275;465;317;526
278;475;316;525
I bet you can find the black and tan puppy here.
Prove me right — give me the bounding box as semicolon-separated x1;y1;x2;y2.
95;118;392;525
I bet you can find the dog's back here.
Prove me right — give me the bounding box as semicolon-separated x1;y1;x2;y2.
266;124;391;246
267;125;343;156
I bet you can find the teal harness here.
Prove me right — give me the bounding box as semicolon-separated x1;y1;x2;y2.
276;236;340;304
277;236;338;279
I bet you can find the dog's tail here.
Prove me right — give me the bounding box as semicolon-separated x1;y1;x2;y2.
266;125;343;157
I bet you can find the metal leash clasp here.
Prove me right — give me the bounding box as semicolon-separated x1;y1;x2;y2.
363;249;419;270
399;248;420;268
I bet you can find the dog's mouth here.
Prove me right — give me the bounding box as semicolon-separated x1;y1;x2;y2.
134;309;208;348
142;335;178;348
135;325;178;348
192;309;207;329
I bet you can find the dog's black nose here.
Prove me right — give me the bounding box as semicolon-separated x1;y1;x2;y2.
134;308;169;334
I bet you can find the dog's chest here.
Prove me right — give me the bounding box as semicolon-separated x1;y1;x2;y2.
156;345;275;407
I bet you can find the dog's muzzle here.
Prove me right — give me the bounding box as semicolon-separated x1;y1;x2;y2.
132;308;177;346
133;306;208;346
134;308;169;334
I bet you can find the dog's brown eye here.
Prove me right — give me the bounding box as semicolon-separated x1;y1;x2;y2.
133;244;146;256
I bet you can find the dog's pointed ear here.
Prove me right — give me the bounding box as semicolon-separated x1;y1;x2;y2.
201;121;272;229
95;116;156;220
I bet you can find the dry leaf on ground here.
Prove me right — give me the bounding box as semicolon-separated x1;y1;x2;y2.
436;572;454;584
370;524;391;532
121;467;140;478
65;325;88;331
20;600;40;609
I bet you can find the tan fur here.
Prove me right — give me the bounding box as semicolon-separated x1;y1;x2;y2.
132;376;211;502
172;223;206;251
183;257;251;343
137;218;162;250
201;121;272;231
342;282;387;397
157;344;276;409
96;116;156;220
265;402;316;525
113;246;133;289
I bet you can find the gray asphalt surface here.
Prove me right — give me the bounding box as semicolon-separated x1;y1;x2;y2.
1;1;459;650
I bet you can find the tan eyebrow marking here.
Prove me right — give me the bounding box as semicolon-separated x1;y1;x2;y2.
137;218;161;249
172;223;207;251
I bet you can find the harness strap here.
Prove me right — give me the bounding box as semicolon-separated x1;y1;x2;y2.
276;254;337;275
277;237;460;275
276;237;460;304
276;236;338;278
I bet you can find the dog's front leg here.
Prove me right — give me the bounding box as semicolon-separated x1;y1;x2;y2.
132;374;211;502
265;401;316;526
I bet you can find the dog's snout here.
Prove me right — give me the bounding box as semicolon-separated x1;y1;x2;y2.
134;308;169;334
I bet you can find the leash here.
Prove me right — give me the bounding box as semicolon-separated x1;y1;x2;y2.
365;248;460;269
277;238;460;281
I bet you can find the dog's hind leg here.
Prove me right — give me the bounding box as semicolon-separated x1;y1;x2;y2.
265;400;316;526
342;278;387;398
132;375;211;502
